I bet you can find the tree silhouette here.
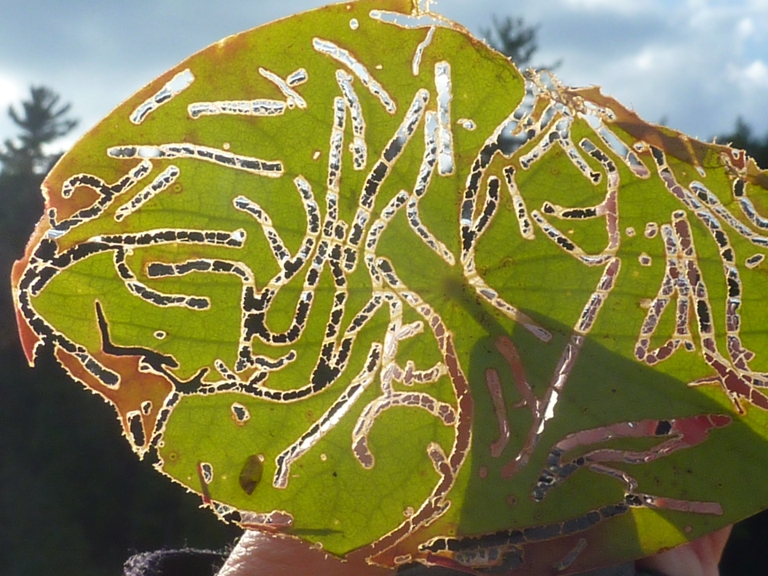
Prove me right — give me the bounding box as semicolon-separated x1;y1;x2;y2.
718;116;768;170
480;15;560;70
0;86;78;267
0;85;78;176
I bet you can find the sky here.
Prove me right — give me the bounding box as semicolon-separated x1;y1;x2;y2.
1;0;767;151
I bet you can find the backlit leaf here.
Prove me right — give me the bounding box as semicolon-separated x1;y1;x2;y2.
12;0;768;573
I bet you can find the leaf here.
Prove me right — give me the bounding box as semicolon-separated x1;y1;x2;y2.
11;0;768;573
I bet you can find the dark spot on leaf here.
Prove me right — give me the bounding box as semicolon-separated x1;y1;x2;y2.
654;420;672;436
650;146;665;166
34;238;57;261
625;494;643;507
599;502;629;519
239;454;264;495
128;412;145;447
524;523;561;541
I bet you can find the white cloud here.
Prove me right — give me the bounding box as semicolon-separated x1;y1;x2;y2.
632;47;664;72
0;72;25;142
0;72;23;109
743;60;768;86
737;17;756;39
560;0;650;14
729;60;768;90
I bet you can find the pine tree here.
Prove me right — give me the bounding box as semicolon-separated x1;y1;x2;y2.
481;15;560;71
0;86;78;350
0;87;77;257
0;86;78;176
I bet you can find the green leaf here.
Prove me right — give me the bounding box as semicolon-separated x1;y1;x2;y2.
12;0;768;573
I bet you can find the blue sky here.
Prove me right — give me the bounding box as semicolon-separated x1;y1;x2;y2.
1;0;767;149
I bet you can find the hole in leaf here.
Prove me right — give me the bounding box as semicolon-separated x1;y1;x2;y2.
127;411;145;448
